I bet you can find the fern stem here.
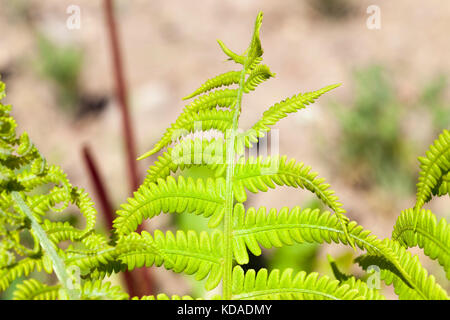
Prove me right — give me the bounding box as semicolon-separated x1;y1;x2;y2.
222;60;248;300
11;191;77;300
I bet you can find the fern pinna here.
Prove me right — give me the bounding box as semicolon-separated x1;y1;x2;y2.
0;12;449;300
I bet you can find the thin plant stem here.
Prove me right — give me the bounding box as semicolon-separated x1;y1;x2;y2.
11;191;77;300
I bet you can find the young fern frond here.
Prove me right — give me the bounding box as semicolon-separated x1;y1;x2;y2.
142;138;226;186
356;239;449;300
415;129;450;210
242;84;341;148
393;208;450;279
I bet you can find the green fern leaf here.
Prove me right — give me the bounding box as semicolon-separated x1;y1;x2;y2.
113;176;225;235
232;156;354;248
116;230;223;290
243;84;341;148
13;279;60;300
138;109;234;159
393;208;450;279
415;129;450;209
356;239;449;300
243;64;275;93
142;138;226;185
231;266;367;300
183;73;241;100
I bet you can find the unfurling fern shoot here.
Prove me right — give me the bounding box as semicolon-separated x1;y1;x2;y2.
0;12;448;301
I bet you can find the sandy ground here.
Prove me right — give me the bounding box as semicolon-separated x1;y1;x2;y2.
0;0;449;297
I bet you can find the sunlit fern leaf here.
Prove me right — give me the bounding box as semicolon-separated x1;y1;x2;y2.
113;176;225;235
242;84;341;148
138;109;234;159
415;129;450;209
244;11;264;70
217;40;245;65
356;239;449;300
232;204;390;265
243;84;340;148
231;266;367;300
183;73;241;100
232;156;354;248
116;230;223;290
13;279;60;300
0;256;45;291
434;171;450;197
79;280;129;300
393;208;450;279
68;230;224;291
243;65;275;93
142;138;226;186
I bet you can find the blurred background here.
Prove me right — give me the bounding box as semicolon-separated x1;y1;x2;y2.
0;0;449;299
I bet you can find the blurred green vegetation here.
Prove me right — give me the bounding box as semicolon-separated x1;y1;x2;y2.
35;34;84;113
331;65;415;195
329;65;450;196
419;74;450;134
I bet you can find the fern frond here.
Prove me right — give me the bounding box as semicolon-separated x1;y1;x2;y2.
243;84;341;148
232;156;353;248
142;138;226;185
13;279;60;300
113;176;225;235
0;256;45;291
243;64;274;93
116;230;223;290
79;280;129;300
138;109;234;159
356;239;449;300
231;266;366;300
68;230;224;291
232;204;387;264
393;208;450;279
244;11;264;70
183;73;241;100
415;129;450;209
217;40;245;65
434;171;450;197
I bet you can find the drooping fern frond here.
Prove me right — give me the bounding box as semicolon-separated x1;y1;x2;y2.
415;129;450;210
232;156;352;244
393;208;450;279
232;204;382;265
356;239;449;300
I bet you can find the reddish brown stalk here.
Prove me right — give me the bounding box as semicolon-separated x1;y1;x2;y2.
82;145;148;297
96;0;155;296
103;0;139;193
